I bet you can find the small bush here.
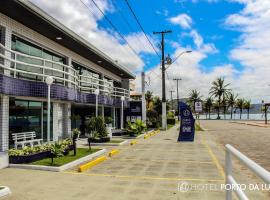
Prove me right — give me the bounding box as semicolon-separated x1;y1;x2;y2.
127;119;147;136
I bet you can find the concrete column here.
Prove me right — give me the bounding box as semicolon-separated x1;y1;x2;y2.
63;103;71;138
52;103;64;141
0;95;9;152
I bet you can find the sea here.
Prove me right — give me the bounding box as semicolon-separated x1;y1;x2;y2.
198;113;268;120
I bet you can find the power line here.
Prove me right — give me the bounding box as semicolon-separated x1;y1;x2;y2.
124;0;160;58
82;0;141;60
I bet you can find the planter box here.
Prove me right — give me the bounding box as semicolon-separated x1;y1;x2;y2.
9;145;74;164
9;151;51;164
9;149;107;172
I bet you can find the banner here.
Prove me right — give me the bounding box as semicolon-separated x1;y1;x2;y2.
178;101;195;142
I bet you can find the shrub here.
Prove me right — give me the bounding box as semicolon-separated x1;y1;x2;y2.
127;119;147;136
146;109;160;128
167;111;175;118
104;116;113;125
85;116;108;139
8;138;73;157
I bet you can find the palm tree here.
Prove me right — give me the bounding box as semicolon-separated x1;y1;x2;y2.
244;100;252;120
188;89;202;111
236;98;245;119
145;91;153;110
205;97;213;119
209;77;231;119
221;94;228;119
227;93;238;119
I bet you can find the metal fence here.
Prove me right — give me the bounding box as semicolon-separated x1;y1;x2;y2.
225;144;270;200
0;43;129;98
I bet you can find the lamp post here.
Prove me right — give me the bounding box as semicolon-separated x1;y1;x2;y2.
121;96;125;129
45;76;53;142
94;89;100;117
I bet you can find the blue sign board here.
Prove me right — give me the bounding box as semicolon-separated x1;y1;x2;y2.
178;101;195;142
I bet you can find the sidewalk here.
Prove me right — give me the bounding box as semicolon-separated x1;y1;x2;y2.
0;124;268;199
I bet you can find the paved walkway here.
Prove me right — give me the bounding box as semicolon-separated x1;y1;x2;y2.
0;123;268;199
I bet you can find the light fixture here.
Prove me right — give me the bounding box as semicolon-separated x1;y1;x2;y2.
97;60;102;63
56;37;62;40
94;88;100;95
45;76;54;85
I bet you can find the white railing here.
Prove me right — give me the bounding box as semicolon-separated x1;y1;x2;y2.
0;43;129;98
225;144;270;200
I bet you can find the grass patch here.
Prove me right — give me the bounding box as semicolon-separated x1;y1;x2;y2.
195;123;204;131
106;139;124;143
30;148;100;167
167;124;175;130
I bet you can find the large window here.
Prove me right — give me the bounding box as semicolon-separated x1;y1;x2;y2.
72;61;100;92
11;35;66;84
9;99;53;147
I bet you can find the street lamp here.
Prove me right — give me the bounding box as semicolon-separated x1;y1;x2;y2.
94;88;100;117
45;76;53;142
121;96;125;129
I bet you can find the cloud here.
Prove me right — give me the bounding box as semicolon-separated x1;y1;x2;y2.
169;14;193;29
156;9;169;17
190;30;218;53
30;0;158;72
225;0;270;102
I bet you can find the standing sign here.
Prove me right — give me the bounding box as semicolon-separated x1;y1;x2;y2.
195;101;202;112
178;102;195;142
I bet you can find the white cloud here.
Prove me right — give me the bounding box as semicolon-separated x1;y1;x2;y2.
169;14;193;29
30;0;158;72
190;30;218;53
225;0;270;102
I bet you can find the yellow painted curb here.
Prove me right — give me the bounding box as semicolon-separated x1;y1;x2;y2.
108;149;119;157
130;140;137;145
144;130;160;139
78;156;106;172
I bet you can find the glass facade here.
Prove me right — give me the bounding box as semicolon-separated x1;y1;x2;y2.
9;98;53;147
72;61;100;92
11;35;66;84
0;26;5;67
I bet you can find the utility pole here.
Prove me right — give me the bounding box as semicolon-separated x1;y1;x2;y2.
173;78;182;120
169;90;174;110
141;72;146;123
153;30;172;130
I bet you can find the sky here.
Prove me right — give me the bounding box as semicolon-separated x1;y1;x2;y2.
30;0;270;103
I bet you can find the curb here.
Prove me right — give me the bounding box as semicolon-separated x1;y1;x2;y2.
108;149;119;157
90;140;128;146
78;156;106;172
9;149;107;172
130;140;137;145
0;186;11;198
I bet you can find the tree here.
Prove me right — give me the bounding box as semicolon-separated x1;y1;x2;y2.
204;97;213;119
145;91;153;110
227;93;238;120
188;89;202;111
209;77;231;119
236;98;245;119
244;100;252;120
